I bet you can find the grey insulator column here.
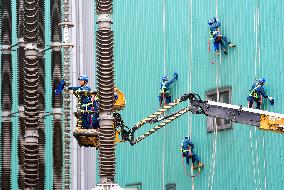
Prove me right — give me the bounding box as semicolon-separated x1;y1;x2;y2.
1;1;12;189
37;1;46;189
96;0;116;183
59;0;74;189
23;0;40;188
51;0;63;189
17;0;26;189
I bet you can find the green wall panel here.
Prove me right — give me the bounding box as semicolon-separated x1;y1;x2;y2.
112;0;284;189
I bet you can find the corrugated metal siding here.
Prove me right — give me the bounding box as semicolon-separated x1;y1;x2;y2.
113;0;284;190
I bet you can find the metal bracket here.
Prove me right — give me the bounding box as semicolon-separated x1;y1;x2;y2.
18;38;25;47
97;14;112;29
53;108;62;120
1;45;12;54
24;43;38;59
2;111;11;122
24;129;39;144
51;41;62;51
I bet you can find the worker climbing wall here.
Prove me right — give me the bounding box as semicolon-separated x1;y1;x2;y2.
113;0;284;189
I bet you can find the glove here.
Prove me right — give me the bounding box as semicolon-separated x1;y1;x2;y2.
55;79;65;96
247;96;253;102
173;72;178;80
268;96;274;105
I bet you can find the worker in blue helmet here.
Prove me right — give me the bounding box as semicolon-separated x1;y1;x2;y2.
91;92;100;129
247;77;274;109
208;17;221;31
159;72;178;107
68;75;92;129
208;17;236;56
181;136;204;169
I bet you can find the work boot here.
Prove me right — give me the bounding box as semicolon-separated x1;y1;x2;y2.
198;162;204;168
192;162;204;170
216;51;220;56
223;49;228;55
229;43;236;48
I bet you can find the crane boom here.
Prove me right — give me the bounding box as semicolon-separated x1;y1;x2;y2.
120;93;284;145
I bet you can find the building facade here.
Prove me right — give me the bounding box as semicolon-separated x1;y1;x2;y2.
113;0;284;190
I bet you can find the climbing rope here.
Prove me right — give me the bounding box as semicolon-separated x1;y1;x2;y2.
188;0;195;188
209;1;219;189
249;5;263;189
162;1;166;189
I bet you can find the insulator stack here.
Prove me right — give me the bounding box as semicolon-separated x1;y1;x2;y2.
24;0;38;42
60;0;74;188
97;31;115;112
96;0;116;183
37;1;46;189
17;1;26;189
23;57;39;188
1;1;13;189
96;0;113;14
1;123;12;190
23;0;39;188
51;0;63;189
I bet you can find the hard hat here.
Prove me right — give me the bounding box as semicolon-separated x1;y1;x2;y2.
162;76;168;81
208;17;217;25
258;77;266;84
185;136;190;140
208;19;214;26
78;75;89;83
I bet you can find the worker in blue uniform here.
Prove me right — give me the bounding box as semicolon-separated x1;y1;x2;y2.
181;136;204;169
68;75;92;129
91;93;100;129
159;72;178;107
208;17;236;56
247;77;274;109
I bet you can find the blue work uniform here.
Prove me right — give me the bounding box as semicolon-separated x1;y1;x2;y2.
209;20;232;52
69;85;92;129
181;138;200;166
159;76;177;106
212;31;231;52
91;95;100;129
247;82;268;109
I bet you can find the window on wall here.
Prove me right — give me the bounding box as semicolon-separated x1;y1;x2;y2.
206;88;232;132
125;182;142;190
166;183;176;190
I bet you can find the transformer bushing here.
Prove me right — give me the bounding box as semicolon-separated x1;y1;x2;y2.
59;0;74;189
24;0;39;59
94;0;123;189
1;2;13;189
37;2;47;188
17;1;27;189
51;0;64;189
23;0;40;188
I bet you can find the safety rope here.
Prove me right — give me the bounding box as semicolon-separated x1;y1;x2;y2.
250;4;262;189
209;1;219;189
188;0;195;188
162;1;166;189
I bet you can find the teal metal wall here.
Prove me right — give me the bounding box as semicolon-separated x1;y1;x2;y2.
113;0;284;189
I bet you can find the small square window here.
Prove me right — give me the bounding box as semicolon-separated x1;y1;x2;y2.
166;183;176;190
206;88;232;132
125;183;142;190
